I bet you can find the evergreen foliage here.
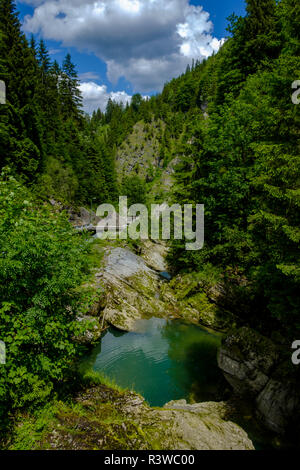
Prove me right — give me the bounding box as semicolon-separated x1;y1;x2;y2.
164;0;300;336
0;0;120;205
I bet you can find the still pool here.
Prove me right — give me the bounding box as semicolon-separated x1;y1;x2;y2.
83;317;225;407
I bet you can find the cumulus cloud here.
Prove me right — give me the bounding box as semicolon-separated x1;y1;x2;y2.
177;6;225;58
21;0;224;92
79;81;133;114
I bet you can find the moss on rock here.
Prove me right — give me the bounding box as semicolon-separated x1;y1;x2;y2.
10;384;254;451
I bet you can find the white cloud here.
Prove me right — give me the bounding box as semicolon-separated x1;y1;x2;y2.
48;48;61;55
79;71;101;81
177;5;225;58
21;0;224;92
79;81;133;114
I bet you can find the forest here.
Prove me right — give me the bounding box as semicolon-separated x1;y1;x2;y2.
0;0;299;450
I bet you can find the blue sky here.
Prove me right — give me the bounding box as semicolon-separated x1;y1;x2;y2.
16;1;246;112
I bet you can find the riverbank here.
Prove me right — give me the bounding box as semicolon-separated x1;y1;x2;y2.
7;373;254;451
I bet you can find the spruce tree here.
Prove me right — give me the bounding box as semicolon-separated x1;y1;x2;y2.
244;0;281;65
0;0;42;180
59;53;82;120
37;39;51;81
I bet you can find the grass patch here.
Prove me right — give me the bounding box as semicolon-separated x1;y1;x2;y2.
7;368;132;450
78;367;129;395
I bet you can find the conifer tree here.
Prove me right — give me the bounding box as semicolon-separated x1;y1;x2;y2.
244;0;280;64
37;39;51;80
0;0;42;179
59;53;82;120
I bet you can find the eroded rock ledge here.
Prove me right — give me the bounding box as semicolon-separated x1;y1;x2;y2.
87;243;238;333
44;385;254;451
218;327;300;434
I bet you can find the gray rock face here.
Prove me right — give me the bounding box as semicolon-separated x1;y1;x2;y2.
140;240;169;272
105;247;155;279
69;207;100;227
218;327;278;396
256;379;300;434
218;327;300;434
88;243;239;334
96;244;232;333
100;247;177;331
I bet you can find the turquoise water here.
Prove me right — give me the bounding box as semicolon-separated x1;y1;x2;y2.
85;317;224;407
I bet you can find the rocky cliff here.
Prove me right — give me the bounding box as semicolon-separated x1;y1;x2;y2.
81;241;238;334
218;327;300;435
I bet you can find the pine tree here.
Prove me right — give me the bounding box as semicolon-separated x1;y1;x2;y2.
29;34;36;57
37;39;51;82
244;0;281;65
0;0;33;107
245;0;277;35
279;0;300;54
0;0;42;179
59;53;82;120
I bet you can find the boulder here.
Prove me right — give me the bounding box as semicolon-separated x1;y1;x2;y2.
90;246;237;333
95;246;229;332
159;399;254;450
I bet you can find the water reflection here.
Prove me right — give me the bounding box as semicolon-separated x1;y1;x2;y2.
163;320;227;402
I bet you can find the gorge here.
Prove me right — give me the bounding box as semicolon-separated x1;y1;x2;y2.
1;0;299;452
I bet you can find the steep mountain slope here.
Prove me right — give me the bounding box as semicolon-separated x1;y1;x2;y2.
115;118;181;202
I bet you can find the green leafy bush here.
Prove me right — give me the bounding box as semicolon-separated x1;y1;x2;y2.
0;171;90;417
